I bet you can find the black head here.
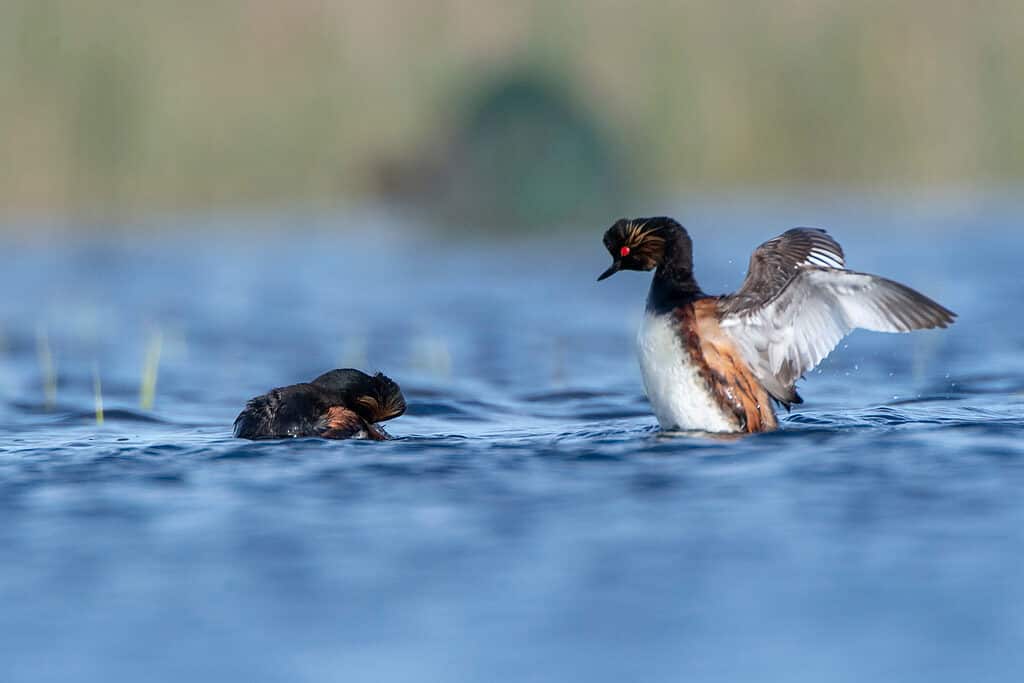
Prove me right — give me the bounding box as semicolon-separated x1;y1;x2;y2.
311;369;407;423
597;216;692;281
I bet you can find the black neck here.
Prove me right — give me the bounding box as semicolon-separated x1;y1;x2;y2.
645;236;702;314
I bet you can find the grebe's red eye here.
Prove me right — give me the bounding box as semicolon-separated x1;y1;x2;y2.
620;246;631;257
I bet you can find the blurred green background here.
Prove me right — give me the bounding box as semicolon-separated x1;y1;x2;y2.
2;0;1022;227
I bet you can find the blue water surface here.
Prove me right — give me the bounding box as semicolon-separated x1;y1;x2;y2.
2;195;1023;682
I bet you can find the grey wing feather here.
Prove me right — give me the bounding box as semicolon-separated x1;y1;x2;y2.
719;229;955;405
720;228;845;316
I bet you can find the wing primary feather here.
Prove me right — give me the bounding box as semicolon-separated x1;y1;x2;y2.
720;260;954;405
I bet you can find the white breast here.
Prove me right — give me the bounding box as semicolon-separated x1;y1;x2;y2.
636;312;737;433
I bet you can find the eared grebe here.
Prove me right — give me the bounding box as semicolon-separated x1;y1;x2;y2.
233;369;406;440
598;217;955;433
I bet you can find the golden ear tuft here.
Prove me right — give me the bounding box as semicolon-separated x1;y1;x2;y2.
621;220;666;268
356;374;407;422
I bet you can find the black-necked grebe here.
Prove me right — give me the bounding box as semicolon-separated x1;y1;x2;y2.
233;369;406;440
597;217;955;433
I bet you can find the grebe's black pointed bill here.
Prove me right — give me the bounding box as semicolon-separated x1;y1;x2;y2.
597;261;621;281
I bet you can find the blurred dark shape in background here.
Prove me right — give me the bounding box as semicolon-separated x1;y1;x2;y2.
372;69;629;231
1;1;1022;229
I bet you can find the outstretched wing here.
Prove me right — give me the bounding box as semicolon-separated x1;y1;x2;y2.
720;228;846;315
719;229;955;405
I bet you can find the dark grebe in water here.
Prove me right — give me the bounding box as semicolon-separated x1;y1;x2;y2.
598;217;955;434
233;369;406;440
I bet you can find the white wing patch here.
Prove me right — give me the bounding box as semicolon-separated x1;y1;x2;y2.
805;246;845;269
720;268;953;403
